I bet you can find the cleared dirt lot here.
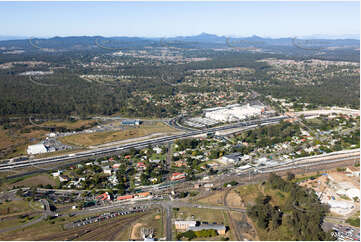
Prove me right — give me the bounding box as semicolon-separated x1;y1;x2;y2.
59;122;177;147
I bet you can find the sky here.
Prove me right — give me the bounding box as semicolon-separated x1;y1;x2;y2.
0;1;359;38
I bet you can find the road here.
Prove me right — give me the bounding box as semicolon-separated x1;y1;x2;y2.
0;116;287;171
0;199;52;234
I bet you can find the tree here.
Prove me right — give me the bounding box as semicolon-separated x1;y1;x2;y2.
286;172;295;181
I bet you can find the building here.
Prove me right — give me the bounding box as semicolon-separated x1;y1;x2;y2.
27;144;48;155
135;192;151;198
171;172;186;181
122;119;141;126
96;192;111;201
102;166;112;175
137;162;146;169
153;147;162;154
219;152;242;164
188;224;227;235
175;221;197;231
51;170;62;177
346;167;360;177
174;160;187;167
117;195;134;201
204;103;264;123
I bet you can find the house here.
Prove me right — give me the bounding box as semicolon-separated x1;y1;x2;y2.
171;172;186;181
137;162;146;169
27;144;48;155
102;166;112;175
153;147;162;154
174;160;187;167
52;170;62;177
174;221;197;231
149;177;158;183
112;163;121;169
59;175;69;182
219;152;242;164
108;175;119;185
150;159;160;164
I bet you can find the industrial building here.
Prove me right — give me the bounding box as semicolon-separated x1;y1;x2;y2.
175;221;226;235
175;221;197;231
204;103;265;123
27;143;48;155
219;152;242;164
121;119;141;126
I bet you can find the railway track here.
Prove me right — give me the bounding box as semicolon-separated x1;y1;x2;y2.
38;212;148;241
223;188;243;241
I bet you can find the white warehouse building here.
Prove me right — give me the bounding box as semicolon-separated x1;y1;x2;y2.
204;104;265;123
27;144;48;155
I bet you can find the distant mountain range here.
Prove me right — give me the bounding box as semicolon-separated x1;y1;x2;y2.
0;32;359;42
0;33;359;52
0;35;29;41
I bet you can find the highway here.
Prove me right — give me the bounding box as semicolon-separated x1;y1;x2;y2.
0;116;287;171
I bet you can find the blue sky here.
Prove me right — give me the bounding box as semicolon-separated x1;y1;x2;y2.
0;1;359;38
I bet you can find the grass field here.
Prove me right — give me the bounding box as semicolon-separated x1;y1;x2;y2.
59;122;177;147
11;174;57;188
234;184;263;207
173;207;232;241
0;200;35;216
41;120;97;130
0;126;48;159
173;207;228;226
196;191;226;206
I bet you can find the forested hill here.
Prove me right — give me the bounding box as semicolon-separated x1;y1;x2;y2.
0;34;359;120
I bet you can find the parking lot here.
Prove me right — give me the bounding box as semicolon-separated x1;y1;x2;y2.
66;205;150;229
331;224;360;241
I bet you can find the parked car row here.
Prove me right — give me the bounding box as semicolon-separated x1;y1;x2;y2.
332;225;360;241
70;206;149;228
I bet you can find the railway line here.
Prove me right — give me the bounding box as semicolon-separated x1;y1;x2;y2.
0;116;287;171
223;188;243;241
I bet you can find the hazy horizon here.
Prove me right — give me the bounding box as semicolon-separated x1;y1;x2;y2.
0;1;359;39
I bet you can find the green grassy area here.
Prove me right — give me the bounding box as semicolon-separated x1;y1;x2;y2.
234;184;263;207
0;214;41;229
0;200;34;216
346;211;360;227
173;207;227;224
